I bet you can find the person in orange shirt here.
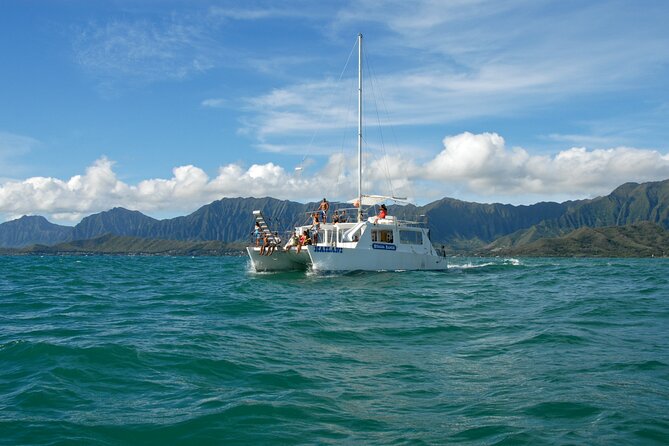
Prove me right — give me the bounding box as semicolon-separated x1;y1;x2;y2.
374;204;387;223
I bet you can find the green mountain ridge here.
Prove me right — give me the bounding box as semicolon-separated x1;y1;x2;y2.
2;179;669;256
490;222;669;257
487;180;669;250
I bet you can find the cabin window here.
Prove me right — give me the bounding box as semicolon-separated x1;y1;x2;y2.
348;228;363;242
399;230;422;245
372;230;394;243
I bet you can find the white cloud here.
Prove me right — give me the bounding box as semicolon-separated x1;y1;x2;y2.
244;79;356;138
70;5;329;89
0;131;41;179
239;0;669;148
208;6;308;21
73;16;219;85
426;132;669;197
201;98;226;108
2;132;668;223
0;156;348;223
0;131;39;156
248;68;555;153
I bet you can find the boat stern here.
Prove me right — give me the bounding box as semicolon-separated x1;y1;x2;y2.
246;246;310;272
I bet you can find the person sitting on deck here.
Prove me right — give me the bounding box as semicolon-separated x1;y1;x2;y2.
297;229;311;254
284;231;299;252
332;211;339;224
259;233;270;255
267;232;281;256
374;204;388;224
296;230;311;254
339;210;348;223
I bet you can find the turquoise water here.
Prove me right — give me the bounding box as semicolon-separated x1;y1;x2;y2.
1;256;668;445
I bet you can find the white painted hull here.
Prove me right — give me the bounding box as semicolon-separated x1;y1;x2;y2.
247;216;449;273
245;37;452;274
306;245;448;272
246;247;310;272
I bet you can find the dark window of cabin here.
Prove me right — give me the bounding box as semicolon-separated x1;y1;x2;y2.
399;230;422;245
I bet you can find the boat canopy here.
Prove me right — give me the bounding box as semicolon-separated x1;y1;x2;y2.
348;194;408;207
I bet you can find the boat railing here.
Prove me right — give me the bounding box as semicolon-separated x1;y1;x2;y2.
366;214;427;227
397;219;427;227
303;206;359;224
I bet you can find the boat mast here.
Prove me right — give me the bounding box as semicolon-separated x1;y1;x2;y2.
357;33;363;222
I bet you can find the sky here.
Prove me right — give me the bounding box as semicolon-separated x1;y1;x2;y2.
1;0;669;224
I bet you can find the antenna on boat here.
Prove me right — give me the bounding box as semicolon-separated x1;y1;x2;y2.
357;33;363;223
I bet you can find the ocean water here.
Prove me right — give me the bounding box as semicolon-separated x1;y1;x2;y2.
1;255;668;445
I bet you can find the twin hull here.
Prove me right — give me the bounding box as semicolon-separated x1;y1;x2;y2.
247;244;447;272
308;245;447;271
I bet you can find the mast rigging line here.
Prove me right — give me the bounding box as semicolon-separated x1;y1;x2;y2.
297;36;359;171
364;49;395;199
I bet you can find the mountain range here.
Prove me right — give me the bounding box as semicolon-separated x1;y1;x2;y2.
494;222;669;257
2;179;669;255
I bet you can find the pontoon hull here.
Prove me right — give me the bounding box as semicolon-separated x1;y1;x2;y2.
246;247;310;272
306;245;448;272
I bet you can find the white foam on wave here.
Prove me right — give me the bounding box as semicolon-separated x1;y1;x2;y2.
447;257;522;270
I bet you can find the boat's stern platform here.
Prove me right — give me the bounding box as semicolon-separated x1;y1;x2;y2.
247;247;310;272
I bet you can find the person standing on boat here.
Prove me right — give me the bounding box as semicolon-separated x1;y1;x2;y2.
318;198;329;223
311;213;320;245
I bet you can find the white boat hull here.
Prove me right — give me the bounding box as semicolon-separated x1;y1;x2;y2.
306;245;447;272
245;37;451;275
246;247;310;272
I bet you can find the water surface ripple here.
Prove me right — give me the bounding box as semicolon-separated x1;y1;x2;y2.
1;256;668;444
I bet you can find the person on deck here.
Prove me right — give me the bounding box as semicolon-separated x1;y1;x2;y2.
267;232;281;256
318;198;329;223
311;214;320;245
374;204;387;224
259;233;270;255
284;231;299;252
296;230;311;254
253;222;262;246
339;210;348;223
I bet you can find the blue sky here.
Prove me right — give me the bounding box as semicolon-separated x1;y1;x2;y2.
1;0;669;224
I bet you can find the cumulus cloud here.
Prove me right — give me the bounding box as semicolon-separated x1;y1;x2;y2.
427;132;669;196
2;132;669;223
0;155;354;223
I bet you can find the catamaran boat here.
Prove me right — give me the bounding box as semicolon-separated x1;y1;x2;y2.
246;34;448;272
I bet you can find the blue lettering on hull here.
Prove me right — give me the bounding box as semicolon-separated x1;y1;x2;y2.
372;243;397;251
314;246;343;253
